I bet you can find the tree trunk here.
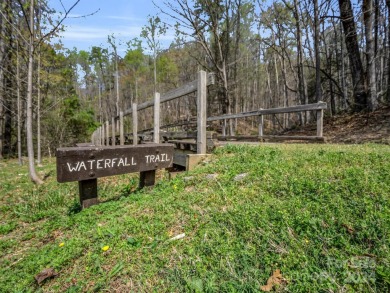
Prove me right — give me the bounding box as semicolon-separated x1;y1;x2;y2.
338;0;367;111
26;0;43;184
0;1;4;160
340;23;348;109
272;52;279;130
374;0;381;95
115;57;120;116
294;0;306;108
2;0;14;158
37;46;42;165
279;55;288;128
265;59;273;107
326;41;336;115
17;41;23;165
386;0;390;103
363;0;378;111
3;73;11;156
314;0;322;102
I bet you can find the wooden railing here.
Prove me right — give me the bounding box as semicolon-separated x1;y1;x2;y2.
92;73;327;151
91;71;215;155
208;102;327;141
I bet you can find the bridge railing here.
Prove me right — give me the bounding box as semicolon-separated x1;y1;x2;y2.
91;73;327;151
207;102;327;141
91;71;215;155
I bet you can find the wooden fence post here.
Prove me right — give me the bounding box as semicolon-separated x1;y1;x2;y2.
258;112;264;138
111;117;116;146
132;103;138;145
317;106;324;137
139;170;156;188
92;129;96;146
79;179;98;209
93;129;96;146
94;130;98;145
120;111;124;145
100;124;105;145
154;92;160;143
91;131;95;145
197;70;207;154
222;119;227;137
105;121;110;146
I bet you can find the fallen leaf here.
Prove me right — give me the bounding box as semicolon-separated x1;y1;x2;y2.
35;268;58;285
205;174;218;180
342;223;355;234
260;269;286;292
169;233;185;241
234;173;248;181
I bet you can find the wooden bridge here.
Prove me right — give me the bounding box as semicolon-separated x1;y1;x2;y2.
91;70;327;170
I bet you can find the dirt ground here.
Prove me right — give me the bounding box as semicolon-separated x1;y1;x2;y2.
284;106;390;144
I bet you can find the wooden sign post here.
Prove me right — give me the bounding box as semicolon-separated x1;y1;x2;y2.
56;144;173;209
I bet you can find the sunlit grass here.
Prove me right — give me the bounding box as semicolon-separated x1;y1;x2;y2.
0;144;389;292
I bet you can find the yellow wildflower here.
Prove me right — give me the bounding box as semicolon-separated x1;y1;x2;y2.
102;245;110;251
59;242;65;247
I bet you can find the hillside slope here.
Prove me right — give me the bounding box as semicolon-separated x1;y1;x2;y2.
284;106;390;144
324;107;390;143
1;144;389;292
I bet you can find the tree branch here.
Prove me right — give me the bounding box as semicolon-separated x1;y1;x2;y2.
38;0;81;46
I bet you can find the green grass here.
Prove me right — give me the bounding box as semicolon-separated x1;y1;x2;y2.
0;144;389;292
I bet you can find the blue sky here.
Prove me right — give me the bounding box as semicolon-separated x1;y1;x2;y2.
51;0;176;55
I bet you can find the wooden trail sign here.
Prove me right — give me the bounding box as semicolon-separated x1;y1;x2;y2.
56;144;174;208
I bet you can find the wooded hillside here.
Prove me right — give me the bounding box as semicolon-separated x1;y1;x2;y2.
1;0;389;182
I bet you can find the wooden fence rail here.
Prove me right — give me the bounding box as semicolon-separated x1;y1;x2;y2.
91;73;328;153
121;73;215;116
92;71;215;155
207;102;327;139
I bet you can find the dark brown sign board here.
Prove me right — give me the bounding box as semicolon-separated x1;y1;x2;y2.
56;144;174;209
56;144;173;183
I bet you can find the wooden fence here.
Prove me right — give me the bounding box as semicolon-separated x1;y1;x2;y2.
91;71;215;155
208;102;327;141
92;71;327;151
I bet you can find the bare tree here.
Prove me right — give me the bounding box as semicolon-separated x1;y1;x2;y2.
363;0;378;110
141;15;167;94
108;34;121;116
16;39;23;165
25;0;43;183
0;0;4;160
18;0;81;184
158;0;253;136
387;0;390;103
338;0;367;111
314;0;322;102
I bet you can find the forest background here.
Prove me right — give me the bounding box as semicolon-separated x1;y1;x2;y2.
0;0;389;183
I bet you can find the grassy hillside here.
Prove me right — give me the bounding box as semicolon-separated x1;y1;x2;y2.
1;144;389;292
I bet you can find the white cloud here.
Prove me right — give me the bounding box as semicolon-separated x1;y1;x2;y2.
66;13;84;18
60;25;143;41
105;15;145;22
55;23;176;54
